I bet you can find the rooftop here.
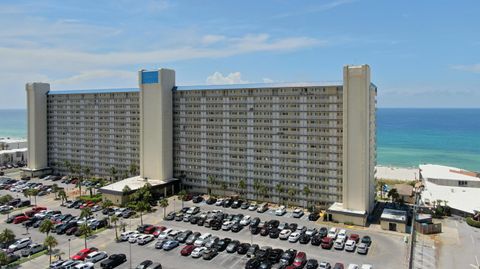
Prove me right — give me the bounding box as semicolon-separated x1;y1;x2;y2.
381;208;407;223
98;176;177;194
48;88;139;95
421;179;480;214
420;164;480;182
0;148;27;154
394;184;414;197
327;202;367;215
0;138;27;144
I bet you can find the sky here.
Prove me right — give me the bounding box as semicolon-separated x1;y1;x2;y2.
1;0;479;109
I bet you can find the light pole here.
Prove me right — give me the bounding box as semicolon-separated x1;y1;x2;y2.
173;198;176;212
68;239;71;258
129;240;132;269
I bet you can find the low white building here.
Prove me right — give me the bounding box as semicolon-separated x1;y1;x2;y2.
420;164;480;215
0;148;28;165
0;138;27;150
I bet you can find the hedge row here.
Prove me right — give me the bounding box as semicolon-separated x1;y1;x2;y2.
466;217;480;228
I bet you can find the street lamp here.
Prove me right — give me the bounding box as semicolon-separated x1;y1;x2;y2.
173;198;176;212
129;241;132;269
68;239;71;258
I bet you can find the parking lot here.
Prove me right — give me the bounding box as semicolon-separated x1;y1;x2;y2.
1;172;408;269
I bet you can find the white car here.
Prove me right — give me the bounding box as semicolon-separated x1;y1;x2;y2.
319;262;331;269
8;238;32;251
0;205;13;212
288;232;301;243
84;251;108;263
361;264;373;269
186;206;200;215
167;230;181;239
327;227;338;239
215;199;224;206
248;203;258;211
114;208;127;217
279;229;292;240
74;262;95;269
222;221;234;231
347;265;359;269
292;208;304;218
240;215;251;226
138;234;154;245
128;232;142;243
334;238;346;250
194;233;211;247
120;231;135;241
91;205;102;212
345;239;356;252
337;229;347;241
191;246;207;258
275;206;286;216
61;260;82;269
157;228;173;240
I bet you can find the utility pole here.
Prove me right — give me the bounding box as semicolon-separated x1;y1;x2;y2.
408;186;422;269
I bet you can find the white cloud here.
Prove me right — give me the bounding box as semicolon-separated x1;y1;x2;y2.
201;35;226;45
262;78;274;83
206;72;248;85
52;70;137;87
273;0;356;19
451;64;480;73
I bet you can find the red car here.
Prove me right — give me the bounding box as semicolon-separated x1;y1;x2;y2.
181;245;196;256
13;215;29;224
152;226;167;237
144;225;158;234
321;237;334;249
79;201;95;209
292;252;307;268
349;234;360;243
32;206;47;212
71;247;98;260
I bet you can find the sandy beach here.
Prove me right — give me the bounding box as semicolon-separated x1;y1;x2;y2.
375;165;419;181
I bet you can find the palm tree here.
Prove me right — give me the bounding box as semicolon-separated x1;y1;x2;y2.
30;188;39;205
135;201;150;226
303;186;311;209
207;175;216;196
159;198;169;219
79;223;92;249
44;235;58;264
221;182;228;197
259;184;268;202
102;199;114;209
0;251;8;266
23;188;32;203
387;188;400;203
39;219;54;236
0;228;15;247
80;208;93;221
275;183;284;205
287;187;296;207
238;179;247;199
52;184;59;200
109;167;118;181
119;222;127;233
58;189;68;205
253;179;261;201
110;215;119;241
177;190;187;208
129;163;138;177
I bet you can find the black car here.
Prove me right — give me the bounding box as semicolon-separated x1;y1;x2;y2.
231;222;243;233
56;222;77;234
250;226;261;235
211;220;222;230
250;217;260;227
231;200;242;209
192;196;203;203
32;219;43;228
288;223;298;232
299;234;311;244
176;230;192;243
122;210;134;218
268;248;283;263
17;200;30;207
100;254;127;269
361;235;372;246
246;244;259;258
7;198;21;207
180;207;190;213
269;228;280;239
260;227;270;236
306;259;319;269
190;216;199;225
68;200;82;208
215;238;231;252
311;234;323;246
135;260;152;269
259;259;272;269
308;212;320;221
23;218;38;228
197;217;205;226
223;199;233;208
206;197;217;205
245;258;261;269
279;249;297;266
267;220;279;230
255;246;272;260
90;219;107;230
318;227;328;238
102;208;115;215
237;243;250;255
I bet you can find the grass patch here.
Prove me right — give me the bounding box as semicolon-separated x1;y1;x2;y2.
80;227;107;238
78;194;102;203
466;217;480;228
7;249;48;267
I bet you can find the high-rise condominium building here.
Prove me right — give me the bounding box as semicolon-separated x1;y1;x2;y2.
24;65;376;224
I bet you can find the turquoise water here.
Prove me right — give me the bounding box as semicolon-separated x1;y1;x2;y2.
0;108;479;171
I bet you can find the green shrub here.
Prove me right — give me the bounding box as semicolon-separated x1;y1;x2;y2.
78;194;102;203
466;217;480;228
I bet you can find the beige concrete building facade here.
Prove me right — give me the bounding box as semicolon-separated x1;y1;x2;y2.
24;65;377;214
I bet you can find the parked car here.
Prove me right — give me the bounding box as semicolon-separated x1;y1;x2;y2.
246;244;259;258
194;233;211;247
85;251;108;263
191;246;207;258
361;236;372;246
306;259;319;269
321;237;334;249
256;203;269;213
202;248;218;260
72;247;99;261
215;238;231;252
334;238;346;250
275;206;287;216
20;243;46;257
180;245;196;256
226;240;240;253
100;254;127;269
8;238;32;252
138;234;155;245
288;232;302;243
345;240;356;252
327;227;338;239
205;197;217;205
162;240;179;250
356;243;368;255
248;203;258;211
293;252;307;268
292;208;304;218
308;212;320;221
154;239;168;249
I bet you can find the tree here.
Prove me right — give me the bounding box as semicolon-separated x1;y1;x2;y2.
287;187;296;207
129;163;138;177
253;179;261;200
39;219;54;236
30;188;39;205
51;184;59;200
119;222;127;233
23;188;32;203
58;189;67;205
221;182;228;197
102;199;113;209
79;223;92;249
0;251;8;266
159;198;169;219
87;186;94;198
80;208;93;221
177;190;187;208
0;228;15;247
0;194;13;205
110;167;118;181
238;179;247;199
275;183;284;205
303;186;311;209
207;175;216;196
110;215;119;241
387;188;400;203
44;235;58;264
135;201;151;226
259;184;268;202
122;186;131;195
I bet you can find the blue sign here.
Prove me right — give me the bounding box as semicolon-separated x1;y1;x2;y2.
142;71;159;84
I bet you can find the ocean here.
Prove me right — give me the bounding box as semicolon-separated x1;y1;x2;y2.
0;108;479;171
